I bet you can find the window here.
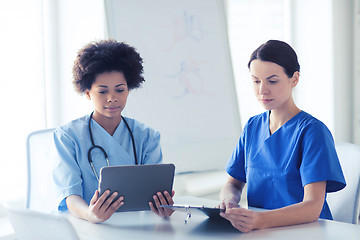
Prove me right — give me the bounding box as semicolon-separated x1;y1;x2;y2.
0;0;46;202
226;0;287;125
0;0;105;203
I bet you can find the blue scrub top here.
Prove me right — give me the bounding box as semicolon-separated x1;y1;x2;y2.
226;111;346;220
53;114;163;211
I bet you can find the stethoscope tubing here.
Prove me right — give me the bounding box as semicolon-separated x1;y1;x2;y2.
87;112;138;181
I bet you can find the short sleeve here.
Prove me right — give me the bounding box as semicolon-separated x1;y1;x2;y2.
225;122;248;183
142;128;163;165
299;122;346;192
53;128;84;211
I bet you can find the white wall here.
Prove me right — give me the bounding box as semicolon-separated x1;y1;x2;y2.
332;0;354;143
353;0;360;145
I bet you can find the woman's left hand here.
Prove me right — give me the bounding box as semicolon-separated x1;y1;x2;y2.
149;190;175;218
220;207;263;233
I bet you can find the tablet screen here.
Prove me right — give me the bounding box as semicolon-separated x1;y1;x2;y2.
99;164;175;212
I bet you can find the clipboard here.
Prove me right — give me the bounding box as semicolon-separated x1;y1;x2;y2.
160;204;224;218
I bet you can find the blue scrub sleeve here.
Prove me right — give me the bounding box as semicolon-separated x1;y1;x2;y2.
299;122;346;192
53;128;84;211
225;122;248;183
138;127;163;165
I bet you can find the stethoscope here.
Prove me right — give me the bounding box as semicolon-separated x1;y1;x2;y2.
88;112;138;181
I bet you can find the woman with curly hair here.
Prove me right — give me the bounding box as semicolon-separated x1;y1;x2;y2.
53;39;174;223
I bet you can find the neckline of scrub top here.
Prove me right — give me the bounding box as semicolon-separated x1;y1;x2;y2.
89;116;133;163
89;116;127;143
266;110;304;138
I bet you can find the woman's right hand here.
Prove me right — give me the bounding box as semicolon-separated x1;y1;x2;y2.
219;176;244;211
87;190;124;223
219;199;239;211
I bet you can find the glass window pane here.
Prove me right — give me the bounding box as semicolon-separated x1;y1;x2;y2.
0;0;46;202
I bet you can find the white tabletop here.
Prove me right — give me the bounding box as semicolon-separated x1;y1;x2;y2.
66;196;360;240
68;210;360;240
2;196;360;240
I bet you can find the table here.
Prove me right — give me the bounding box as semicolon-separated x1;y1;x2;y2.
66;196;360;240
2;196;360;240
68;210;360;240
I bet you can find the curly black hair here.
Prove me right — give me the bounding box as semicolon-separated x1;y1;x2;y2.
72;39;145;94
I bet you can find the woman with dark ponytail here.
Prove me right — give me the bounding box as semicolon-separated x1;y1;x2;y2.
219;40;346;232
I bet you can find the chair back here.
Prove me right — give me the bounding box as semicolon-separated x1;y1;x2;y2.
327;142;360;224
4;203;79;240
26;128;57;212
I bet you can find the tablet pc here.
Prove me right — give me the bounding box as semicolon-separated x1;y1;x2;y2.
160;205;224;218
99;164;175;212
